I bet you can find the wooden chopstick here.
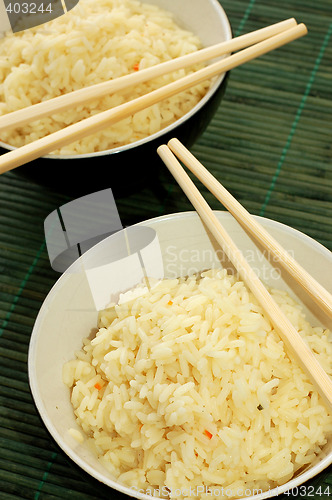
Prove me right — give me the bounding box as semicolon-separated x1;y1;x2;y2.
167;138;332;319
0;23;307;175
0;18;297;133
157;143;332;411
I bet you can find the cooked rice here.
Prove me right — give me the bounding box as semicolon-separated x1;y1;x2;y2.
0;0;209;154
63;269;332;498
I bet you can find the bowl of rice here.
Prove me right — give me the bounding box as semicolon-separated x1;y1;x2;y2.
0;0;231;196
28;211;332;500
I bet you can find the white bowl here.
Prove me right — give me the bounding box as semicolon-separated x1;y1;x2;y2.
28;211;332;499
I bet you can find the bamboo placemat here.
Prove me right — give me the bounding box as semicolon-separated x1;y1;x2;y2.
0;0;331;498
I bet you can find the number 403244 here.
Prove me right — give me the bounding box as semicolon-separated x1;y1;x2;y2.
6;3;53;14
284;485;331;496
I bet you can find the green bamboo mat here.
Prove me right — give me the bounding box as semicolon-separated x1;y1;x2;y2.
0;0;332;498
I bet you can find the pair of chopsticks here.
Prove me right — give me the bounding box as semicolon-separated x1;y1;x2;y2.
0;18;307;174
157;139;332;411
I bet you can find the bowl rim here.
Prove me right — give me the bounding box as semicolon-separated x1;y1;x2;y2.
0;1;232;160
28;210;332;500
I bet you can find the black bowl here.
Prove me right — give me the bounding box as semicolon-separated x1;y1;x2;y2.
0;0;232;198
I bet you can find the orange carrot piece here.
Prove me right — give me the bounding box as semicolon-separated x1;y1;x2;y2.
204;429;213;439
